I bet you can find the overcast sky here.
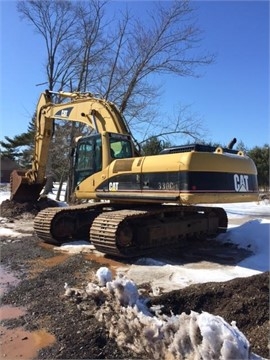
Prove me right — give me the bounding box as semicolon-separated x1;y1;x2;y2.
0;0;269;149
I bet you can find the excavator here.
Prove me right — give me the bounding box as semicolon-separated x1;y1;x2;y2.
10;90;259;257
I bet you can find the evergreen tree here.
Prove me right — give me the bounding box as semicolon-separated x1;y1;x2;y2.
141;136;171;155
0;136;21;160
248;145;269;192
0;114;35;166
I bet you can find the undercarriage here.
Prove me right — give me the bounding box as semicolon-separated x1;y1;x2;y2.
34;203;228;257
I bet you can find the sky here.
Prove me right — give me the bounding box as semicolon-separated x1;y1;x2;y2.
0;0;269;149
0;184;269;359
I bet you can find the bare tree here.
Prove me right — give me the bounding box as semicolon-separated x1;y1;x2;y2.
69;1;109;92
17;0;213;140
17;0;78;90
16;0;214;194
140;103;209;146
94;1;214;139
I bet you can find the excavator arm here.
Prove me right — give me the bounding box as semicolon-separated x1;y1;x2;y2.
10;90;137;202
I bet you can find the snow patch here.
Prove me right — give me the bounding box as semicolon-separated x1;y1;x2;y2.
64;267;259;360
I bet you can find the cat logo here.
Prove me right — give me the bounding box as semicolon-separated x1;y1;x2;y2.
109;182;119;191
234;174;249;192
55;107;73;118
61;110;69;117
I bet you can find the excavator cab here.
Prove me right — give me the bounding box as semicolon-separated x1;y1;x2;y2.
73;132;134;190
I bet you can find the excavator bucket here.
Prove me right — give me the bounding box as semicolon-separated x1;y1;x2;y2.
10;170;45;203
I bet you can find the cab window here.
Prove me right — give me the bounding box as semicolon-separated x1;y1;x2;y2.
74;135;102;187
76;141;94;170
109;138;132;159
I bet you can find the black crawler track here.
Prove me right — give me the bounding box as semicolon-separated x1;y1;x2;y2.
34;203;228;257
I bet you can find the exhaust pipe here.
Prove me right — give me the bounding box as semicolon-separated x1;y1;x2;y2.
227;138;237;149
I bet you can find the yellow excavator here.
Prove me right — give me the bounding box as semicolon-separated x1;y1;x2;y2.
10;90;258;257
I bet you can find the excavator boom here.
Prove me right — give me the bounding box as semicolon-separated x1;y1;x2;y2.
10;90;136;202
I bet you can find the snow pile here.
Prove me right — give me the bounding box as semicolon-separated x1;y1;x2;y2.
96;266;113;285
218;219;270;272
64;267;258;360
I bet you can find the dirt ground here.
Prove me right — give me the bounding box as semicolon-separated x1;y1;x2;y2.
0;199;269;359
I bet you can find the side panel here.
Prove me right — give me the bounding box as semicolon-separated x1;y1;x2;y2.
92;152;258;204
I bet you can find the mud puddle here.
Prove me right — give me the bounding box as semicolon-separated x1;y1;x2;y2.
27;253;69;278
0;326;55;359
0;264;56;359
1;305;26;320
0;265;21;297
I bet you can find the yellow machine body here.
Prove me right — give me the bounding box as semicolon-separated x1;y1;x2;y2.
10;90;259;257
